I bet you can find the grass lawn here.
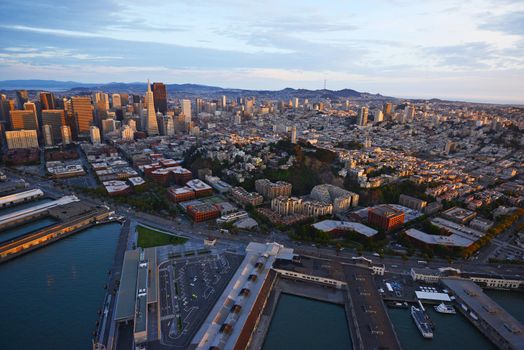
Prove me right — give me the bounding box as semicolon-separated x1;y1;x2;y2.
136;225;187;248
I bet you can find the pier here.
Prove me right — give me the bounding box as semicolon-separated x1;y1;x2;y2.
0;201;113;263
0;195;79;231
442;278;524;350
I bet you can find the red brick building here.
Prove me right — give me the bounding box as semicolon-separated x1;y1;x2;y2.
167;186;195;203
187;203;220;222
368;205;405;232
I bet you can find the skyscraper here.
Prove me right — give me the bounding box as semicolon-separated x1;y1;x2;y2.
181;99;192;124
43;124;54;146
39;92;56;110
15;90;28;109
90;126;101;144
145;80;159;135
291;126;297;144
112;94;122;109
152;82;167;114
219;95;227;110
374;110;384;123
383;102;393;117
71;96;94;136
10;110;39;130
42;109;66;142
61;125;72;145
5;129;38;149
357;107;369;126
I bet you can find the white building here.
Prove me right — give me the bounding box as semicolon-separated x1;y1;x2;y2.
5;130;38;149
90;126;101;144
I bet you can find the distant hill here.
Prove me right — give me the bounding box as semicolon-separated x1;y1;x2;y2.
0;79;392;100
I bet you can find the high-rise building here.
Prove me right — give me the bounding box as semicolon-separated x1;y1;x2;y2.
0;94;8;123
293;97;299;109
195;98;204;115
90;125;101;144
121;125;134;141
152;82;167;114
291;126;297;144
10;110;39;130
71;96;94;136
61;125;72;145
102;118;116;135
42;109;66;142
219;95;227;110
144;80;159;135
383;102;393;117
15;90;29;109
93;92;109;110
357;107;368;126
120;93;129;106
374;110;384;123
404;106;415;122
39;92;56;110
5;129;38;149
112;94;122;109
43;124;54;146
181;99;191;124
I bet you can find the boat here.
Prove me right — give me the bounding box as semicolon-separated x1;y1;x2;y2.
434;302;456;314
387;301;409;309
411;306;434;339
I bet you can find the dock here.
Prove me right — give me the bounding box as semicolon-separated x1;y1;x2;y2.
442;278;524;350
0;201;113;263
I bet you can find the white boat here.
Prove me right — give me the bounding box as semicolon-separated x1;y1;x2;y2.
434;302;456;314
411;306;434;339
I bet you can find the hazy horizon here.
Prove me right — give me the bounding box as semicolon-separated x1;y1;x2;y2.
1;0;523;104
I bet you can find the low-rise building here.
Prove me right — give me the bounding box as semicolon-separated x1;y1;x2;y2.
231;187;263;207
187;203;220;222
368;204;405;231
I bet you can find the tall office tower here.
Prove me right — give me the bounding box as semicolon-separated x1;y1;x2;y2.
102;118;116;135
127;119;137;131
279;100;285;112
5;129;39;149
205;102;216;114
293;97;299;109
383;102;393;117
71;96;94;137
120;93;129;106
61;125;72;145
112;94;122;109
219;95;227;110
43;124;54;146
357;107;369;126
39;92;56;110
374;110;384;123
152;82;167;114
245;99;254;115
10;110;39;130
93;92;109;110
234;113;242;125
345;100;350;110
195;98;204;115
0;94;8;124
15;90;29;109
291;126;297;144
157;112;166;135
404;106;415;121
42;110;66;142
181;99;191;124
144;80;159;135
121;125;134;141
90;126;101;144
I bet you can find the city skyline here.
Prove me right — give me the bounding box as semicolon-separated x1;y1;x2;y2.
0;0;523;104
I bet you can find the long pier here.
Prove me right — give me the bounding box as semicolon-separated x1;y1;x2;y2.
442;278;524;350
0;203;112;263
0;195;79;231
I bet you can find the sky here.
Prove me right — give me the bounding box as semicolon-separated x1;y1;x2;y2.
0;0;523;103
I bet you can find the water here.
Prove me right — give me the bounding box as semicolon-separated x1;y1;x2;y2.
0;222;120;350
485;290;524;324
262;293;352;350
388;307;496;349
0;217;58;243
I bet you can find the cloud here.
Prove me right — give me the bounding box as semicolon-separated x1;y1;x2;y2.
480;11;524;36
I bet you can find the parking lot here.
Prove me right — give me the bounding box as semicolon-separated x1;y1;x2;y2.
158;252;243;349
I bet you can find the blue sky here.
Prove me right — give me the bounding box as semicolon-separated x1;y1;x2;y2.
0;0;523;103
